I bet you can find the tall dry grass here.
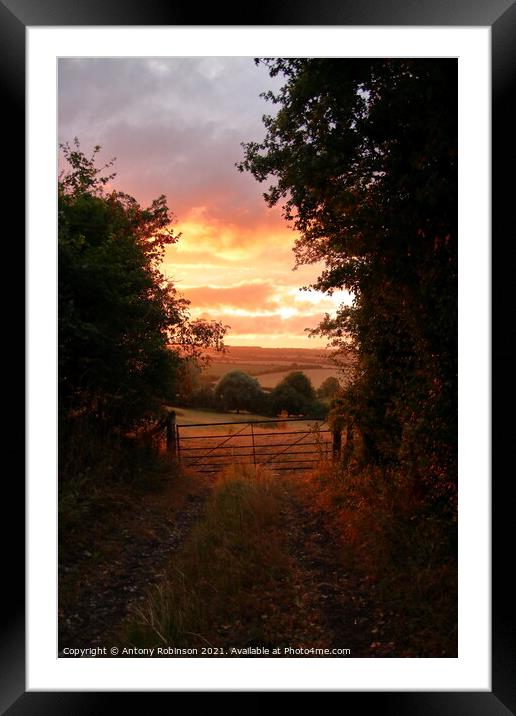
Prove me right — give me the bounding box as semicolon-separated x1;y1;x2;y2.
123;463;292;650
313;461;457;656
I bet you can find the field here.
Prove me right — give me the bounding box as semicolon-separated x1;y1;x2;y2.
201;345;351;389
202;362;322;381
172;407;273;427
171;407;327;434
202;346;337;364
168;345;350;471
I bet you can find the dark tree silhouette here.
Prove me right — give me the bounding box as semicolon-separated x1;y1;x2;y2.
269;371;323;417
214;370;263;414
317;376;340;401
239;59;457;486
59;139;226;431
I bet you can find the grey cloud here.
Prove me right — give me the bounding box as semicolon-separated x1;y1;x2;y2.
58;57;282;218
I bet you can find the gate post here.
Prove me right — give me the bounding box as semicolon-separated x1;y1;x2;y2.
166;410;177;455
332;425;342;462
251;423;256;466
342;421;354;467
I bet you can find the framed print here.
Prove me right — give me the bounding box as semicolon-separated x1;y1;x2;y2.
6;0;514;711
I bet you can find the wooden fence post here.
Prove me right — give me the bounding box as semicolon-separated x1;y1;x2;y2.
332;425;342;462
342;420;354;467
251;423;256;466
166;410;177;455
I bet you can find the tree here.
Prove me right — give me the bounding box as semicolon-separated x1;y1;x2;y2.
239;59;457;482
174;358;203;405
278;371;316;402
317;376;340;401
269;371;318;416
214;371;263;413
270;384;307;417
59;139;226;431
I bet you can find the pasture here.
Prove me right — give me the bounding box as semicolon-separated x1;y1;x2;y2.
172;409;331;473
202;361;320;380
201;363;341;390
200;345;347;391
256;367;340;389
172;407;273;427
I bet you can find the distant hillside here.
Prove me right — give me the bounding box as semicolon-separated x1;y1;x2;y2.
200;345;355;389
203;345;352;367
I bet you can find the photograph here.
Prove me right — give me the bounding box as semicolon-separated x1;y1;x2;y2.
10;6;509;707
57;56;458;660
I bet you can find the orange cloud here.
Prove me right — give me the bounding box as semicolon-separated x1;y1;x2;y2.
181;281;279;311
223;334;324;349
196;311;324;335
168;206;295;263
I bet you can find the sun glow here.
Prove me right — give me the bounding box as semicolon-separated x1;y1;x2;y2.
58;57;352;349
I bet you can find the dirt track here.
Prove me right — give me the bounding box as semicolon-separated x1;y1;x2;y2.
58;475;214;653
59;469;398;657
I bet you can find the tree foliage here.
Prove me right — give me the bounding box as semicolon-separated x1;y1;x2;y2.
269;384;309;417
276;371;316;402
59;139;226;431
269;371;324;417
214;370;263;414
239;59;457;483
317;376;340;401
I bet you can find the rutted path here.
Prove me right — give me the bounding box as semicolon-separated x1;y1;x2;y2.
60;468;399;657
59;475;215;653
280;475;397;657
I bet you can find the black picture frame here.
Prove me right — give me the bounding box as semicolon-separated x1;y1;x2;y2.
6;0;514;712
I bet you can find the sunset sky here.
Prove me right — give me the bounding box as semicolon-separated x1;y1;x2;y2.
58;57;352;348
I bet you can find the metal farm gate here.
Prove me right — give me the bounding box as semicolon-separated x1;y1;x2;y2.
175;418;331;474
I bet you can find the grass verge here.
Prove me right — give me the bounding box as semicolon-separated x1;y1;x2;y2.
309;463;457;656
122;463;322;652
58;418;208;649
